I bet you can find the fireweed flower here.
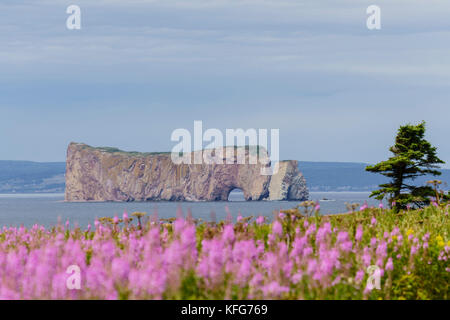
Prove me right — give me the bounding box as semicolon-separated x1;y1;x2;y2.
267;233;276;246
290;235;307;261
249;272;263;287
355;269;364;283
376;241;388;260
261;281;289;298
256;240;265;256
305;224;316;238
272;221;283;238
291;272;303;284
306;258;318;275
355;225;363;242
234;258;252;286
331;276;341;286
391;227;400;237
385;258;394;271
362;247;372;267
302;246;313;258
340;241;353;253
360;202;369;211
256;216;265;225
173;217;187;234
0;207;447;300
314;202;320;211
337;231;349;243
316;222;331;244
261;252;279;275
222;224;235;244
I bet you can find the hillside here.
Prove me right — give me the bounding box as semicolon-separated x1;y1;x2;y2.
0;161;65;193
299;161;450;191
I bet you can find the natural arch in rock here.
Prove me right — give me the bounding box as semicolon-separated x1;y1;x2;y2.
65;143;309;202
227;187;246;202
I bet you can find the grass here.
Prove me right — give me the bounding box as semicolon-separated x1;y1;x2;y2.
74;142;171;156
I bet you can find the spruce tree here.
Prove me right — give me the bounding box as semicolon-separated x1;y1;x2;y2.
366;121;445;210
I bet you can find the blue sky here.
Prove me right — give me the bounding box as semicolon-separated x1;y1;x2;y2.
0;0;449;167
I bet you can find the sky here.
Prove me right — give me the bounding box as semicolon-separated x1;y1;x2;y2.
0;0;449;167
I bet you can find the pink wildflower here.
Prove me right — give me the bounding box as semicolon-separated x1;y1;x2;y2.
222;224;235;243
355;225;363;242
256;216;265;225
360;202;369;211
272;220;283;238
355;269;364;283
385;258;394;271
314;202;320;211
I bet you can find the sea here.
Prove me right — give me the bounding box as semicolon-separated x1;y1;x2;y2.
0;192;387;228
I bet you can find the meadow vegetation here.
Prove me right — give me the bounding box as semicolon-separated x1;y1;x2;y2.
0;202;448;300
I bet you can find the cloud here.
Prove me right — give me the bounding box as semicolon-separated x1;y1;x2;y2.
0;0;449;165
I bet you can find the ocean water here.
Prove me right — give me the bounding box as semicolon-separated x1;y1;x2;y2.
0;192;385;228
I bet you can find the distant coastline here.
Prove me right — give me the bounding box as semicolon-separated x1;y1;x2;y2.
0;160;448;194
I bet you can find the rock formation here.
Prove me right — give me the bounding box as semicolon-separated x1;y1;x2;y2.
65;142;308;202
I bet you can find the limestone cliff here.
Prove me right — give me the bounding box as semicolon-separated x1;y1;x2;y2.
268;161;309;201
65;142;308;202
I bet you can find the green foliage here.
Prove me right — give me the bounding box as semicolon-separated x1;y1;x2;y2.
366;121;445;210
284;205;450;300
175;271;203;300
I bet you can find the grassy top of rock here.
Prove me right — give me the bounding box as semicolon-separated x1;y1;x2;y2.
70;142;269;157
71;142;171;156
